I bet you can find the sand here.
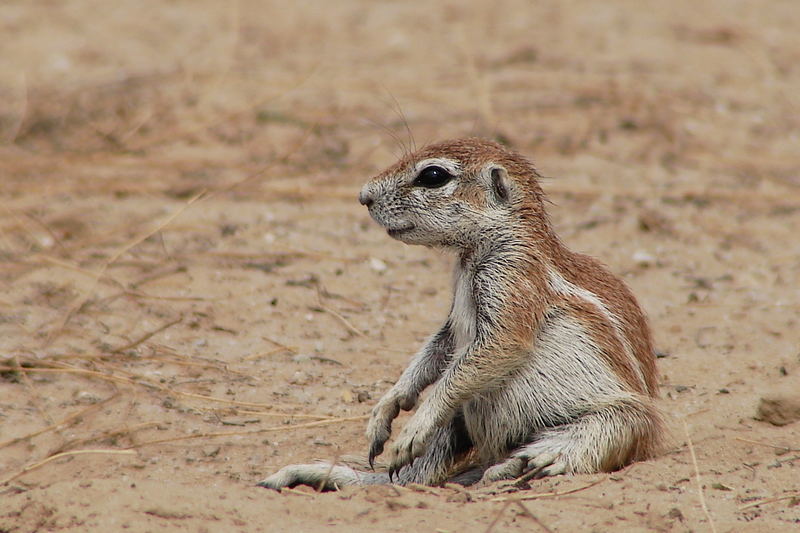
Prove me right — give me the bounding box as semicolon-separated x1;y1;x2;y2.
1;1;798;531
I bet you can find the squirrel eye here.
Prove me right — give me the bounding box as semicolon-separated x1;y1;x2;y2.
413;166;453;188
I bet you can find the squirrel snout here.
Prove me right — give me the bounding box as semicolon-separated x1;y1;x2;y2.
358;186;375;207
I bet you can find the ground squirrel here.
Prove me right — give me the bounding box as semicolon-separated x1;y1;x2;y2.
259;138;664;490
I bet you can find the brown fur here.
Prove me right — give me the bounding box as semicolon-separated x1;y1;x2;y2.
259;138;663;491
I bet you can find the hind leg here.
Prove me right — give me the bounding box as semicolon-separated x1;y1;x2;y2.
259;413;472;490
481;398;663;484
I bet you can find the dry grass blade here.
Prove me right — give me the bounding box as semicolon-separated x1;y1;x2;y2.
1;449;137;486
512;462;550;486
201;119;317;200
316;284;364;337
242;346;298;361
484;501;511;533
739;493;800;511
222;408;334;420
10;355;55;426
112;315;183;353
543;182;800;204
123;289;216;302
684;421;718;533
0;393;118;449
162;389;302;410
33;254;126;289
734;437;800;453
125;415;369;448
0;363;301;411
282;487;315;498
52;422;162;454
489;477;606;503
44;191;205;346
0;366;142;387
515;501;554;533
317;302;365;338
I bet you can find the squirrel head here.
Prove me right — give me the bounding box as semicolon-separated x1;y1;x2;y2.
359;138;549;249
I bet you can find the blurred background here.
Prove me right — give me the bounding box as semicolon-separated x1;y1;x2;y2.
1;1;799;531
1;0;797;194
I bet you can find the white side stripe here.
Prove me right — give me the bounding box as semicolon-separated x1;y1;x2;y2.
546;269;646;390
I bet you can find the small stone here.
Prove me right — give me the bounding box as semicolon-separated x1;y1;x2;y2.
356;390;371;403
632;250;656;267
666;508;684;521
290;371;312;385
75;391;101;403
756;394;800;426
369;257;388;272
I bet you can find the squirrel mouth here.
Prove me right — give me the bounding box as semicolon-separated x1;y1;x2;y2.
386;224;414;237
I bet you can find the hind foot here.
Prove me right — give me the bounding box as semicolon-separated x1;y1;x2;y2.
480;452;567;484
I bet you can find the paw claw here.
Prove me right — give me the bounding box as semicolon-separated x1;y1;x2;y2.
368;441;384;469
531;460;567;479
527;452;558;470
540;462;567;478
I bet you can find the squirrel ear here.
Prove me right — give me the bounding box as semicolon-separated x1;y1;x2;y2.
490;166;512;204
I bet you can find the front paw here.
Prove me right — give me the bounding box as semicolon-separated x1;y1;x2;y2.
387;414;436;479
366;390;417;466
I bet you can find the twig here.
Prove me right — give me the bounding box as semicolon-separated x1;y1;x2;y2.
405;483;441;495
318;303;365;338
223;408;334;420
684;421;717;533
0;449;137;486
489;477;606;503
22;212;68;254
456;25;495;131
739;493;800;511
282;487;315;498
11;356;55;426
8;72;27;143
734;437;799;453
140;350;254;380
112;315;183;353
163;389;300;409
34;254;126;289
221;123;314;195
45;191;205;346
0;366;142;387
125;415;369;448
128;264;187;289
242;346;298;361
51;422;161;454
0;393;118;449
484;502;511;533
0;364;300;410
316;284;364;338
515;502;554;533
176;247;356;263
513;462;550;486
317;454;341;492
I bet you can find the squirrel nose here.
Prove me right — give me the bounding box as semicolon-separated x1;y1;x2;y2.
358;187;375;207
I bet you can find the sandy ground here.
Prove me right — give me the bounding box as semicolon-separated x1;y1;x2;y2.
1;1;799;531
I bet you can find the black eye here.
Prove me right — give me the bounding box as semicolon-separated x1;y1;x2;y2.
413;166;453;188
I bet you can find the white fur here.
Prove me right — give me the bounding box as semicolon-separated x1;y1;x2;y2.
546;269;647;390
451;264;477;351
